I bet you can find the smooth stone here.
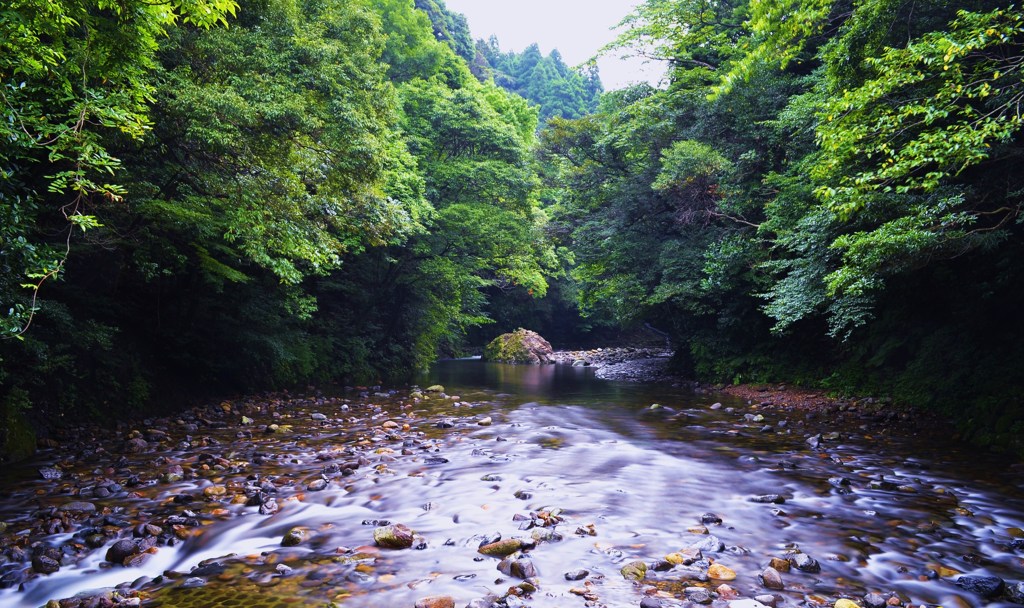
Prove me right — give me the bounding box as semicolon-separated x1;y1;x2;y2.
478;417;493;426
709;563;737;581
307;479;327;492
425;385;444;392
955;575;1004;597
791;552;821;573
564;569;589;581
39;467;63;480
862;593;887;608
716;584;740;599
835;600;860;608
203;485;227;498
106;539;139;564
754;595;778;607
685;586;713;604
1005;582;1024;603
281;527;308;547
374;524;415;549
701;513;723;525
478;538;523;557
182;577;206;588
750;495;786;504
640;598;664;608
311;413;327;421
768;557;790;572
31;549;61;574
414;595;455;608
621;560;647;581
759;567;784;590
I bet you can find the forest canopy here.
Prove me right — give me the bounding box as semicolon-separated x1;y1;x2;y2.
3;0;1024;457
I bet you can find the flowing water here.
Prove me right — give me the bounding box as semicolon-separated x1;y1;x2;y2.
1;359;1023;608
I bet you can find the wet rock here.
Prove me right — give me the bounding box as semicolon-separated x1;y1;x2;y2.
425;385;444;393
768;557;790;572
701;513;723;525
39;467;63;480
955;575;1004;598
203;485;227;499
791;552;821;573
750;495;786;504
498;555;537;579
564;569;589;581
478;538;524;557
436;420;455;429
754;595;777;607
621;560;647;581
716;584;739;599
311;413;327;421
125;437;149;453
106;539;140;565
806;434;822;449
1005;581;1024;603
862;593;887;608
640;598;664;608
182;577;206;588
685;587;714;604
482;329;554;364
414;595;455;608
307;479;327;492
759;567;784;590
374;524;415;549
514;490;533;500
689;534;725;553
281;527;308;547
32;547;62;574
835;600;860;608
709;563;737;580
667;548;702;565
478;417;493;426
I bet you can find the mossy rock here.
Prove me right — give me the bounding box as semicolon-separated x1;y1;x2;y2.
482;329;554;365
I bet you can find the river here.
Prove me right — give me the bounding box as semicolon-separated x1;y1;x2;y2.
1;359;1022;608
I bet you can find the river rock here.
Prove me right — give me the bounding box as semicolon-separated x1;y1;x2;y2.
759;567;784;590
835;600;860;608
768;557;790;572
613;560;645;582
374;523;415;549
106;539;140;565
709;563;737;580
640;598;664;608
478;417;493;426
791;552;821;573
38;467;63;480
1005;582;1024;603
754;595;778;607
414;595;455;608
31;547;62;574
701;512;723;524
425;385;444;393
862;593;887;608
478;538;523;557
498;555;537;579
716;584;739;599
690;534;725;553
751;495;786;504
955;575;1004;597
281;527;308;547
482;329;554;365
203;485;227;498
685;587;713;604
565;569;589;581
307;478;327;492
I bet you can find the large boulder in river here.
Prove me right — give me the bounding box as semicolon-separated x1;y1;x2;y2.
482;329;554;364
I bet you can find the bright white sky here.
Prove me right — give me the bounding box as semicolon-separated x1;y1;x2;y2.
442;0;665;90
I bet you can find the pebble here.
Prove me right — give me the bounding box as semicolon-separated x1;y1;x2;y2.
759;567;784;590
708;563;737;580
835;600;860;608
281;527;308;547
621;560;648;581
374;523;415;549
564;569;589;581
685;586;713;604
203;485;227;498
701;512;723;524
768;557;790;572
60;501;97;513
791;552;821;573
478;538;523;557
38;467;63;480
862;593;887;608
307;479;327;491
754;595;777;607
478;417;492;426
750;495;786;504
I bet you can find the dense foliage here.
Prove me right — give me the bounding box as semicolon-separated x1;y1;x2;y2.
474;39;604;123
542;0;1024;450
0;0;552;457
4;0;1024;459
